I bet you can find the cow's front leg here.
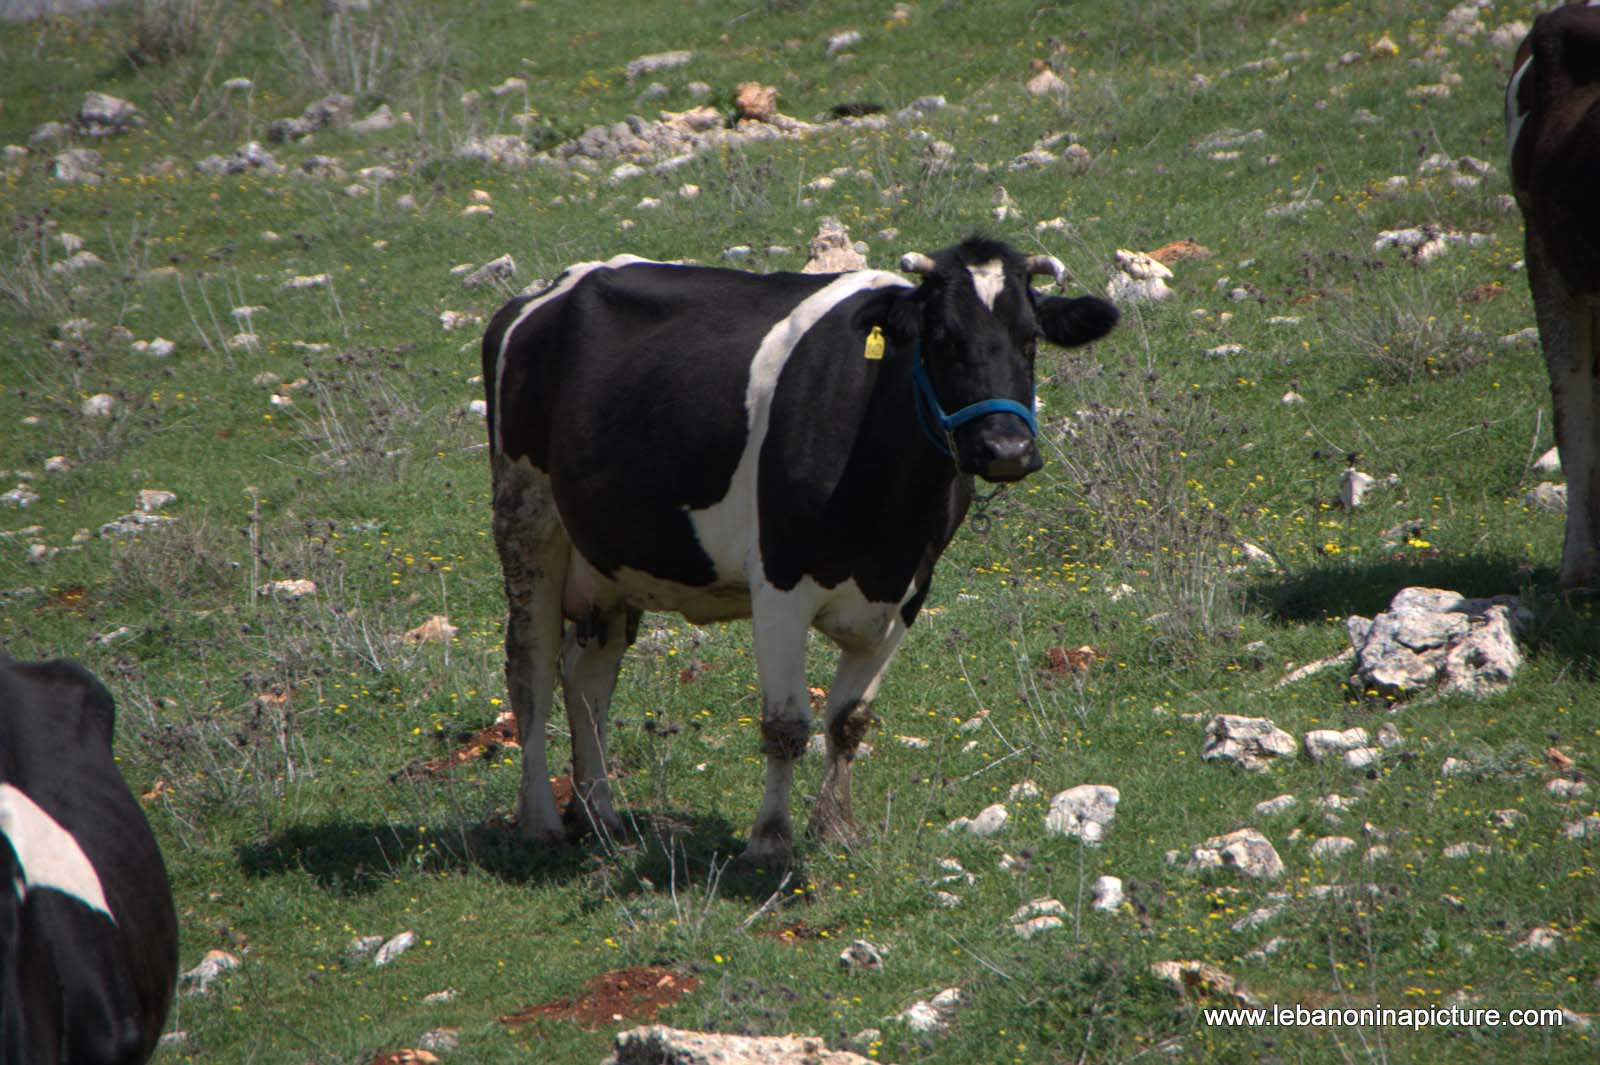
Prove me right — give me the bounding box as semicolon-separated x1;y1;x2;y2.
809;623;907;847
559;605;640;842
492;458;570;844
743;585;821;870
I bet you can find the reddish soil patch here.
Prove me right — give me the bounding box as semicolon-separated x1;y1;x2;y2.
41;585;90;615
404;711;520;777
1146;239;1213;265
677;659;713;684
1463;280;1506;303
1044;645;1102;675
499;966;700;1030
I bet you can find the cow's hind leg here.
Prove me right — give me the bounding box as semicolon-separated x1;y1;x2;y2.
1530;232;1600;588
559;605;640;841
808;624;907;847
492;456;570;843
743;585;823;870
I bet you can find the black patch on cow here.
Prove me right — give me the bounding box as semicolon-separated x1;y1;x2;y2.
757;283;970;604
490;262;835;586
0;657;177;1065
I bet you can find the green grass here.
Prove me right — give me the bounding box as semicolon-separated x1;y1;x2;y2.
2;1;1597;1062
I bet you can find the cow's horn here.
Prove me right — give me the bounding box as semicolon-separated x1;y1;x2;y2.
1026;254;1067;283
899;252;936;275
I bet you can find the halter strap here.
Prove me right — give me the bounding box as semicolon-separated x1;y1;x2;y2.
909;345;1037;459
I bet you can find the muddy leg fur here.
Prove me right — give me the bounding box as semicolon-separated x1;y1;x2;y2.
742;584;823;869
559;605;640;839
809;627;906;846
492;456;571;843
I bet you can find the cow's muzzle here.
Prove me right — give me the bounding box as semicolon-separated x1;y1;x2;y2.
911;352;1039;477
965;421;1044;482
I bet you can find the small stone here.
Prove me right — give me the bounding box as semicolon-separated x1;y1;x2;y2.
1310;836;1357;860
137;490;177;511
1304;728;1370;762
838;940;883;971
81;394;115;418
462;254;516;288
1150;960;1260;1007
374;930;418;966
345;935;386;962
1491;809;1526;829
1534;447;1562;476
1182;827;1284;880
1281;390;1306;405
180;950;240;995
44;456;71;474
1526;483;1567;513
1363;845;1391;864
1340;468;1375;507
1443;842;1493;860
932;890;962;908
1044;784;1119;844
422;989;458;1005
1562;814;1600;840
281;273;332;291
258;578;317;599
418;1029;459;1052
1013;915;1064;940
403;615;458;645
1343;746;1381;770
1231;902;1284;932
1253;794;1297;818
1007;780;1041;802
1010;898;1066;923
1547;778;1589;799
1091;875;1124;912
1376;723;1402;749
1441;757;1471;777
1514;927;1563;954
1202;714;1297;771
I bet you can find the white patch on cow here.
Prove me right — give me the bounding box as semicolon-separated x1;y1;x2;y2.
968;259;1006;310
687;270;912;584
494;254;652;455
1506;53;1532;165
0;783;112;919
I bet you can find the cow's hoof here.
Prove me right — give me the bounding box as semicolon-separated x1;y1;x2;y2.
806;810;858;849
737;835;795;873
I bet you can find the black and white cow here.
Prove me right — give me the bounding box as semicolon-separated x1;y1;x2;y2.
483;237;1117;865
1508;2;1600;587
0;657;177;1064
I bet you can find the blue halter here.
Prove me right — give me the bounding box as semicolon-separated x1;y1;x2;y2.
909;344;1037;460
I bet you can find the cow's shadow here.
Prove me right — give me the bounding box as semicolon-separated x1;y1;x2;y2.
1248;552;1600;666
237;809;793;904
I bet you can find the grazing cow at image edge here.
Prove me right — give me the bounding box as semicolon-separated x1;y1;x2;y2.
483;236;1117;865
1508;2;1600;588
0;657;178;1064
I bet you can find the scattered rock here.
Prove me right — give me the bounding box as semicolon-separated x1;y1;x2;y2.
1547;778;1589;799
1013;915;1063;940
826;30;862;58
802;217;868;273
1340;467;1375;508
1347;587;1529;698
1343;746;1381;769
423;989;458;1005
462;254;516;288
1373;223;1488;263
1231;901;1285;932
374;930;418;967
2;485;40;509
838;940;883;972
52;148;103;184
892;987;963;1034
1243;936;1290;962
197;141;281;176
1443;842;1493;860
258;578;317;599
455;134;532;169
1562;814;1600;840
282;273;332;291
1376;723;1403;749
624;50;692;82
1179;828;1285;880
736;82;779;122
605;1026;875;1065
180;950;240;995
1534;447;1563;477
1525;482;1567;513
1106;249;1173;303
1303;728;1369;762
81;394;115;418
1091;875;1124;912
1026;65;1068;96
267;93;354;142
1044;784;1119;844
1150;960;1260;1007
77;91;142;136
947;803;1008;837
1310;836;1357;860
1201;714;1297;771
1514;927;1563;954
1254;794;1297;818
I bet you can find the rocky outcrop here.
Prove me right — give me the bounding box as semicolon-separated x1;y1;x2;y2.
603;1026;875;1065
1347;587;1529;697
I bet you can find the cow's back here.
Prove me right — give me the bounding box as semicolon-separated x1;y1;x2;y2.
487;261;896;600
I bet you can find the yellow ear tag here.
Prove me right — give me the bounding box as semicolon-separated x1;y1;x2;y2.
863;325;885;360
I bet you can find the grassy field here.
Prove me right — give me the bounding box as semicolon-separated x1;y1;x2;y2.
2;0;1597;1061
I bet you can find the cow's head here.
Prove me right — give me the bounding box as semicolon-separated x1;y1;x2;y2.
891;238;1118;482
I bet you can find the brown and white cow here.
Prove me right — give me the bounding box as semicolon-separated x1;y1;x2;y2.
1508;2;1600;587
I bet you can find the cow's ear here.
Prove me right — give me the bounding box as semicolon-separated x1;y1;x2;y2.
852;289;922;353
1037;294;1118;348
